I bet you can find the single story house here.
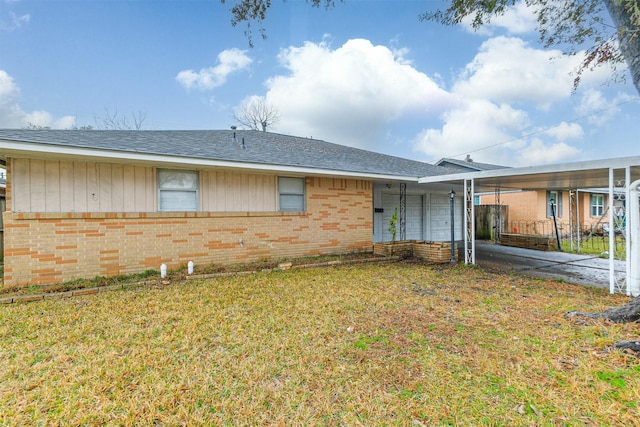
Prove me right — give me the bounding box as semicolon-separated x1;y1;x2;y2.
0;129;464;287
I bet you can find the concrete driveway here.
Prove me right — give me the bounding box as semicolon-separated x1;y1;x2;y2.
474;240;625;290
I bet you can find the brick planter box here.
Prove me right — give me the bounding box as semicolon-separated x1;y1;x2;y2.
374;240;458;263
500;233;558;251
374;241;414;258
412;241;458;264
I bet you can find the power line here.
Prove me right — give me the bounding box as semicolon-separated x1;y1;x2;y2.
447;96;640;160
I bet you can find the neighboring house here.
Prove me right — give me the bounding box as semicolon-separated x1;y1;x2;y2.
436;157;615;236
435;156;508;173
0;129;463;287
477;188;618;236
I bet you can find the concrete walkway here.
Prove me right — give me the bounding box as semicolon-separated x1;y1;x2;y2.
474;241;625;290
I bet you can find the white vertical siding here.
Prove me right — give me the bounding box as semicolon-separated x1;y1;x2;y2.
11;158;279;213
200;170;276;212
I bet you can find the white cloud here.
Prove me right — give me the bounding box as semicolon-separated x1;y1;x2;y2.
519;139;581;165
543;122;583;141
410;34;615;166
262;38;455;149
412;98;529;164
1;11;30;31
176;48;252;91
575;89;634;126
0;70;75;128
462;1;537;36
453;36;577;109
488;1;538;35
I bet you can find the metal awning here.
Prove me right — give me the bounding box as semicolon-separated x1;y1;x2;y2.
418;155;640;297
419;156;640;192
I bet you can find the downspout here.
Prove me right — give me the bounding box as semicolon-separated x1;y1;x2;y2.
629;179;640;297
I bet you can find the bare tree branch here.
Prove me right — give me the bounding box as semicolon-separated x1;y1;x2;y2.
232;97;279;131
94;107;147;130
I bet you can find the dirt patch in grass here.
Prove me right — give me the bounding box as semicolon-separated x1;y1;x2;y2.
1;262;638;425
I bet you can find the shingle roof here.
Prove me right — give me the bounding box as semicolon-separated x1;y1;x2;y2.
435;157;508;172
0;129;451;178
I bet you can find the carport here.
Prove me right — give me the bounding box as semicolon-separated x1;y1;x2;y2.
419;156;640;296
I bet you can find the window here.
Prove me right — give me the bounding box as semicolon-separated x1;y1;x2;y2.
158;169;198;212
473;195;480;206
278;177;305;211
591;194;604;217
547;190;562;218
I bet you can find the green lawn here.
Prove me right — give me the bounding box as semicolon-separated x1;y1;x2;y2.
1;262;638;425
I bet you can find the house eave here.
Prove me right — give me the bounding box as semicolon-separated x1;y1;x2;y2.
0;139;422;183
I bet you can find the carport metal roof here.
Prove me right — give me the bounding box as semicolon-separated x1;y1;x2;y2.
419;156;640;192
418;155;640;297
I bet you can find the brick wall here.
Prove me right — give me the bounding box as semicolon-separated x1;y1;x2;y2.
480;190;607;233
3;177;373;287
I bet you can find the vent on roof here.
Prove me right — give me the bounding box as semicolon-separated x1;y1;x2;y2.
231;126;237;143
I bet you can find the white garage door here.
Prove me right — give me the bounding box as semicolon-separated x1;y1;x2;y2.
430;195;462;241
381;194;423;241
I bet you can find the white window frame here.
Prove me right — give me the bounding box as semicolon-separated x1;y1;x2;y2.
547;190;562;218
158;169;199;212
278;176;305;212
591;194;604;217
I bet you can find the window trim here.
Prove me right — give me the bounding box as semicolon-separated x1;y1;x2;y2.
158;169;199;212
590;194;604;217
278;176;306;212
547;190;562;218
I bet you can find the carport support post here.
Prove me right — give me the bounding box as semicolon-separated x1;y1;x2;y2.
629;178;640;297
464;179;475;264
450;189;456;263
609;168;615;293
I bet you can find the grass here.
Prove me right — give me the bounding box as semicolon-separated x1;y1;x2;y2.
560;236;627;260
1;262;639;425
0;252;379;296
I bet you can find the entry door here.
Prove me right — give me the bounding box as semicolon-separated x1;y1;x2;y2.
381;194;423;241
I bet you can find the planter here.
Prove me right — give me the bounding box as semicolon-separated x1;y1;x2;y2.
500;233;557;251
412;241;458;264
374;241;414;258
374;240;458;263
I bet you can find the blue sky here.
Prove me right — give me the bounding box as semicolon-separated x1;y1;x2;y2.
1;0;639;166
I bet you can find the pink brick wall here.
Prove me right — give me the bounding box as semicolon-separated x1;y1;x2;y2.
3;177;373;287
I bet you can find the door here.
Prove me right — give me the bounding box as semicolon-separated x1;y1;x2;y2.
381;193;423;241
430;194;462;241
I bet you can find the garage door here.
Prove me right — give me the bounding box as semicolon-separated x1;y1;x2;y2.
430;195;462;241
381;194;423;241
